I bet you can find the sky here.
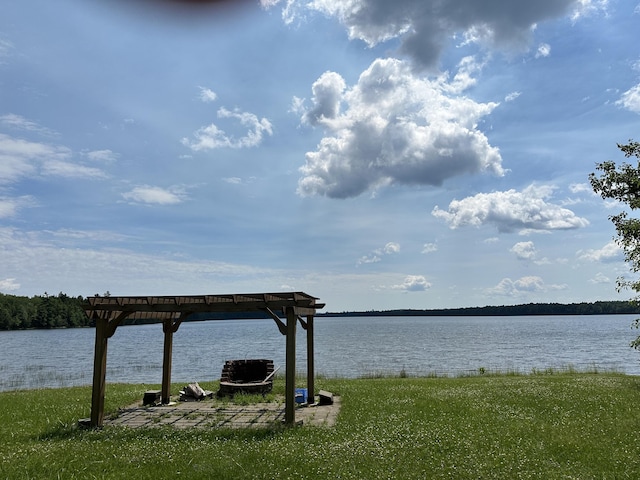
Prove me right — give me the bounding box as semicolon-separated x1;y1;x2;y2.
1;0;640;312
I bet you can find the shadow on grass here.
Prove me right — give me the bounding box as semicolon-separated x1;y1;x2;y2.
38;418;289;442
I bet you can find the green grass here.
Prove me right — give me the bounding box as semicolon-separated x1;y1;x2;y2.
2;373;640;479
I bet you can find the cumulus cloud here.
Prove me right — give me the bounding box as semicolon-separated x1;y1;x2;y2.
510;241;536;260
487;275;567;296
274;0;595;69
577;240;622;262
302;71;346;125
297;58;503;198
198;86;217;103
182;107;273;150
432;184;589;233
392;274;431;292
358;241;400;265
122;185;186;205
617;83;640;114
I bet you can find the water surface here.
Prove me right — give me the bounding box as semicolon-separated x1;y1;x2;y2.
1;315;638;391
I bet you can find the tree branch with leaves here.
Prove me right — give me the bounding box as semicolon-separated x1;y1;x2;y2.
589;139;640;348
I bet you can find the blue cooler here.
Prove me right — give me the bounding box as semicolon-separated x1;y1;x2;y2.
295;388;308;404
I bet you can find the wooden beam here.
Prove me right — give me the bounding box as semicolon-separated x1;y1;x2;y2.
105;311;130;338
306;315;315;404
160;313;190;404
161;319;174;404
284;306;297;425
263;307;287;335
90;315;108;427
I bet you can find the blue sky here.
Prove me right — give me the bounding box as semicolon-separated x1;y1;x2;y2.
1;0;639;312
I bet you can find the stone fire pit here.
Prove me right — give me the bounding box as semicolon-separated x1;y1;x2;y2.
217;359;275;397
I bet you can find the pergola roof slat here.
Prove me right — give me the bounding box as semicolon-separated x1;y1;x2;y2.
83;291;323;319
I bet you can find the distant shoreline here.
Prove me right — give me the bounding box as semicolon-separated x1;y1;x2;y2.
319;300;640;317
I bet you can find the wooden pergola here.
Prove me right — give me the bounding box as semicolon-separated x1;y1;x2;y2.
83;292;324;428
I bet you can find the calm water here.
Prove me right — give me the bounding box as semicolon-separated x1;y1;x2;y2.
1;315;639;391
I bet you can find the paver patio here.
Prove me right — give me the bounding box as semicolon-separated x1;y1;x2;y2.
104;396;340;429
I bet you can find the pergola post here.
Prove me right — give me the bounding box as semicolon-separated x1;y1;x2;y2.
306;314;315;404
90;316;108;427
161;319;174;404
284;306;297;425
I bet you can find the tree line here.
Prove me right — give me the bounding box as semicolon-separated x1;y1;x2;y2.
0;292;90;330
1;292;638;331
321;300;640;317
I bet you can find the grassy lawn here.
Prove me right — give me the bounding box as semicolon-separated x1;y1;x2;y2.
1;373;640;479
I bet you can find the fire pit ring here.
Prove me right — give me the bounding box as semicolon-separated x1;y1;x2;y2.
217;359;275;397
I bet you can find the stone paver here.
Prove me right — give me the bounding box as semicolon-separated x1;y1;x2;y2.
104;396;340;429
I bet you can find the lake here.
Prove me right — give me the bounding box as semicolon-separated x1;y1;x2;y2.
1;314;639;392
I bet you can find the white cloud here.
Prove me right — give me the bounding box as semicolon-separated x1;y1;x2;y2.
446;55;485;92
511;241;536;260
0;114;56;136
182;107;273;150
0;134;73;184
577;240;622;262
85;149;118;162
0;278;20;292
535;43;551;58
0;133;108;182
289;96;306;116
505;91;521;102
487;275;567;296
0;226;272;296
223;177;243;185
45;228;129;243
0;196;36;219
282;0;587;69
392;275;431;292
357;241;400;265
589;272;611;284
297;58;503;198
121;185;186;205
432;184;589;233
616;83;640;114
302;71;346;125
571;0;609;21
569;182;591;194
383;242;400;254
357;254;381;265
41;160;108;179
198;86;218;103
421;242;438;254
